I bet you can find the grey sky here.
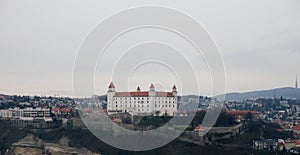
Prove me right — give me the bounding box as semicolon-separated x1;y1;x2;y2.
0;0;300;97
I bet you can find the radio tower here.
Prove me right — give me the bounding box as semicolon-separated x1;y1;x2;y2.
296;74;298;89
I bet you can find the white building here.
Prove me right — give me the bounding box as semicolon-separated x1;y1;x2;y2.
0;107;51;120
107;82;178;116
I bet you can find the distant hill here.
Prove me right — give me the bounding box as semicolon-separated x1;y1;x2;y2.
215;87;300;101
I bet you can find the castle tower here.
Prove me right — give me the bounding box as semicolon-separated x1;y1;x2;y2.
108;82;115;92
107;82;116;110
137;86;141;92
172;85;177;97
149;83;155;97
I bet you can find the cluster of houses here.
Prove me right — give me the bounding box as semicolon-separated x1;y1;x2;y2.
0;94;79;128
253;139;300;154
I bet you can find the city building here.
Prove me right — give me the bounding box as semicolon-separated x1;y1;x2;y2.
253;139;277;150
0;107;57;128
0;107;50;119
106;82;178;116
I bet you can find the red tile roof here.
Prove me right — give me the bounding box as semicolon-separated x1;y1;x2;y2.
61;108;71;113
296;140;300;145
114;91;175;97
51;107;60;112
115;92;148;97
155;92;175;97
113;118;121;123
194;124;205;131
173;85;177;89
293;124;300;131
225;110;261;115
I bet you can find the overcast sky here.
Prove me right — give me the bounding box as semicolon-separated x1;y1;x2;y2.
1;0;300;97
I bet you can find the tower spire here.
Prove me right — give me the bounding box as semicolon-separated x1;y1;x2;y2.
108;82;116;92
149;83;155;91
296;74;298;89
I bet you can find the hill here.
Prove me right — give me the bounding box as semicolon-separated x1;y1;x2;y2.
215;87;300;101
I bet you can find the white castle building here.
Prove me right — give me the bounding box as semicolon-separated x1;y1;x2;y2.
107;82;178;116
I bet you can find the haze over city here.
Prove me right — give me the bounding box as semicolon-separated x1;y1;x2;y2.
1;0;300;97
2;1;300;155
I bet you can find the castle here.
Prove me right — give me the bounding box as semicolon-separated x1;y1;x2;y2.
106;82;178;116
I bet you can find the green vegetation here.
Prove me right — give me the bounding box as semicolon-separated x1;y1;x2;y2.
0;120;28;153
138;116;172;128
190;111;237;128
248;119;293;139
218;119;293;146
37;128;292;155
0;113;293;155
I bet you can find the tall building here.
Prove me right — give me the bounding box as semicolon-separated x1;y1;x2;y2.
106;82;178;116
296;74;298;89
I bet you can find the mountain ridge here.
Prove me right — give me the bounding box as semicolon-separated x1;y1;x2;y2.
215;87;300;101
